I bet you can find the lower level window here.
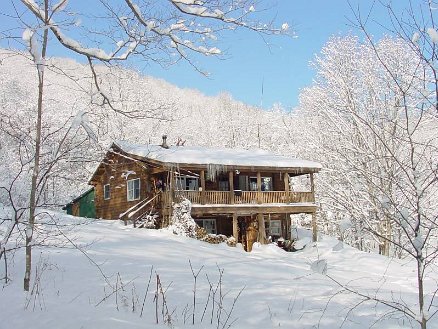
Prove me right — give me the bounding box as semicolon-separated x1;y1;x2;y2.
196;219;216;234
268;220;282;236
104;184;110;200
127;178;140;201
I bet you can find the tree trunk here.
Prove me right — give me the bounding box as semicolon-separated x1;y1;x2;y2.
417;257;426;329
24;0;49;292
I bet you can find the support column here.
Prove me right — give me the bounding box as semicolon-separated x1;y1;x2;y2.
257;213;266;244
310;173;315;202
229;171;234;204
283;172;290;203
285;213;290;240
257;171;262;204
200;170;206;205
232;214;238;241
166;170;174;227
312;212;317;242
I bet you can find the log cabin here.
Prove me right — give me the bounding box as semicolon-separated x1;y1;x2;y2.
89;136;322;251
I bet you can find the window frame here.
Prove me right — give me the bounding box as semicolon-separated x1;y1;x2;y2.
249;176;273;191
127;178;141;201
196;218;217;234
103;184;110;200
175;176;199;191
268;220;282;236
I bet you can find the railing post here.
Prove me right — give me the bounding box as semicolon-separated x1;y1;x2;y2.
229;171;234;204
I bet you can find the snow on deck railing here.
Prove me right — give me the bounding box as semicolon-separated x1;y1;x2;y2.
128;194;160;219
119;193;160;220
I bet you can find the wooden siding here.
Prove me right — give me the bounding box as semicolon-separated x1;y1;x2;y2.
93;152;151;220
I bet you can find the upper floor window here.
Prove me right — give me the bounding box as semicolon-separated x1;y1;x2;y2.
175;176;199;191
127;178;140;201
249;177;272;191
104;184;110;200
218;180;229;191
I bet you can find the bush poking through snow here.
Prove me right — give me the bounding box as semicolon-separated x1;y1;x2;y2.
136;211;159;229
167;199;236;247
168;199;198;238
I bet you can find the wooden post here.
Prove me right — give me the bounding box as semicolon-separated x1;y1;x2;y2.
283;173;290;203
312;212;317;242
232;214;238;241
310;173;315;202
167;170;174;226
257;213;266;244
257;171;262;204
285;213;290;240
200;170;206;205
229;171;234;204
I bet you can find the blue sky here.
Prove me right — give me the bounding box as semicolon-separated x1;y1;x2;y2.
138;0;410;109
0;1;417;109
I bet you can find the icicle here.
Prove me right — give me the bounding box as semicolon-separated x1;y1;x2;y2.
206;163;226;182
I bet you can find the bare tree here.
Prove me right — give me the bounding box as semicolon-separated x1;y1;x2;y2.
1;0;290;291
297;2;438;327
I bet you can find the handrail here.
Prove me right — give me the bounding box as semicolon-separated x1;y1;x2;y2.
161;190;314;205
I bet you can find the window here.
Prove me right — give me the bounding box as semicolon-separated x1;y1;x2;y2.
218;180;229;191
127;178;140;201
175;176;199;190
268;220;282;236
196;219;217;234
104;184;110;200
249;176;272;191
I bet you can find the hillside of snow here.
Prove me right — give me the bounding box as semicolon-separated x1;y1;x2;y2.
1;212;436;329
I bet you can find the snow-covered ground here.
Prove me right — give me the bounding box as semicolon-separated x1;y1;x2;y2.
1;212;437;329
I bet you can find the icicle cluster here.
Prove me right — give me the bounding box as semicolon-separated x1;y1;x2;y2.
206;163;226;182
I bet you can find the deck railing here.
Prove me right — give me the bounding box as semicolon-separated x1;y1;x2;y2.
161;190;314;205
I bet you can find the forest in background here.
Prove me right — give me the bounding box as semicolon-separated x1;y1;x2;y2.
1;35;437;259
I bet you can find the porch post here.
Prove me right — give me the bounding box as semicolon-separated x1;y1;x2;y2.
310;173;315;202
229;171;234;204
232;214;238;241
166;170;174;227
200;170;206;205
257;171;262;204
312;212;317;242
285;213;290;240
257;213;266;244
283;173;290;203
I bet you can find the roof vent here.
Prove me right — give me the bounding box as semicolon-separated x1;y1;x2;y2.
161;135;169;149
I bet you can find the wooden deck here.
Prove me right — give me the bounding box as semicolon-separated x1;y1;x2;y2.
160;190;316;215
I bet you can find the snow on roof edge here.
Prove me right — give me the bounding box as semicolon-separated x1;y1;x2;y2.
113;140;322;170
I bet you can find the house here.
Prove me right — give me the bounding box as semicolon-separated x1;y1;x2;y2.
88;136;322;251
63;187;96;218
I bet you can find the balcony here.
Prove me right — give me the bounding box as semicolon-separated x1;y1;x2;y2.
161;190;315;205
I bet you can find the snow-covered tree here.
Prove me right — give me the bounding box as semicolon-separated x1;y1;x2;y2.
1;0;290;291
296;8;438;327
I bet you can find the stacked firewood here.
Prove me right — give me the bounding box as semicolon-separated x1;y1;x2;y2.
201;234;228;244
195;226;208;240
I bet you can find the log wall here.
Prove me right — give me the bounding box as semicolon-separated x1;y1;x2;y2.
93;153;151;220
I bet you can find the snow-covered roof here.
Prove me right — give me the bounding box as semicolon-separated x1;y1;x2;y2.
113;141;322;171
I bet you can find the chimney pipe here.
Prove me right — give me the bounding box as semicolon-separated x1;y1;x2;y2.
161;135;169;149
